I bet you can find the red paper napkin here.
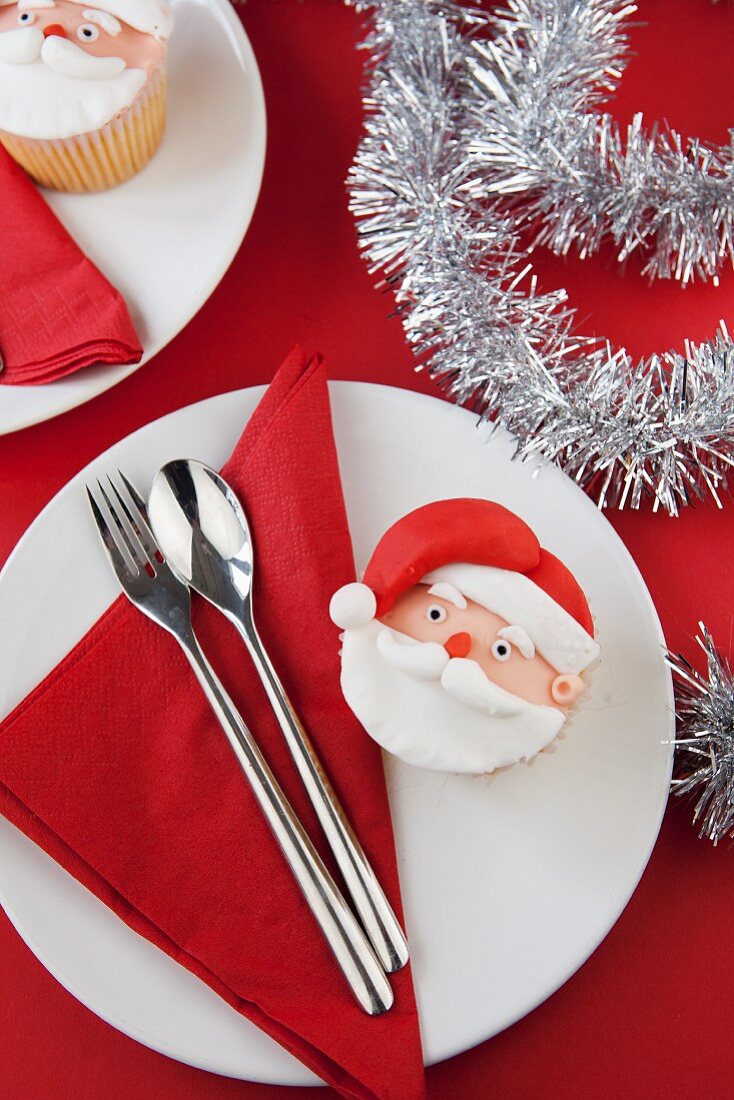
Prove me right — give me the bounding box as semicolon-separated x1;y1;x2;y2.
0;347;425;1100
0;148;142;385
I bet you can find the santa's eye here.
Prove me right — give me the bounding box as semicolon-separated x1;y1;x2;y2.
491;640;512;662
17;10;35;24
426;604;447;624
77;23;99;41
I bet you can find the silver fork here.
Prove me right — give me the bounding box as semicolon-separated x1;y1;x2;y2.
86;471;394;1017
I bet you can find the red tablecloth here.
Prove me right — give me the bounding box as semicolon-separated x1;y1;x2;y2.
1;1;733;1096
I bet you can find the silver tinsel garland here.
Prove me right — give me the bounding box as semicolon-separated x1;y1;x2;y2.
470;1;734;284
348;0;734;514
668;627;734;844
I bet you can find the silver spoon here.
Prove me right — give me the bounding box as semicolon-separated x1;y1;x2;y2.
148;459;409;974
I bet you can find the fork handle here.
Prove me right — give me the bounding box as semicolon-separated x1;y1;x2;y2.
177;632;393;1017
237;615;409;974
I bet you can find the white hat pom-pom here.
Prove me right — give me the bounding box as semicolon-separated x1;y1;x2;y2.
329;582;377;629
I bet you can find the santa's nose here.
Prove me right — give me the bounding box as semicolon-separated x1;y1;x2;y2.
444;632;472;658
43;23;68;39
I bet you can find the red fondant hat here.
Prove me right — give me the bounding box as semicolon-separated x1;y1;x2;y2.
330;499;598;675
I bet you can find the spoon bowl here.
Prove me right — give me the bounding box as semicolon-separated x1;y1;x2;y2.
149;459;254;620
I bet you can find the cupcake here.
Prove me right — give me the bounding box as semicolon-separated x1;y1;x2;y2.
0;0;173;192
329;498;600;775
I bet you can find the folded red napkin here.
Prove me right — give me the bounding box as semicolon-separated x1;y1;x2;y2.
0;347;425;1100
0;148;142;385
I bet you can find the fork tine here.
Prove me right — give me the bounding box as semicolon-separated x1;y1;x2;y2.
117;468;149;517
105;474;156;569
114;469;161;561
96;478;147;573
86;483;136;579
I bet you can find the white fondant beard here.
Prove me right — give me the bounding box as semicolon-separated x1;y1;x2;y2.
340;622;565;774
0;34;145;139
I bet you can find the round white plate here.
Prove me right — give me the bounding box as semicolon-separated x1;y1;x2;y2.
0;0;266;436
0;383;674;1084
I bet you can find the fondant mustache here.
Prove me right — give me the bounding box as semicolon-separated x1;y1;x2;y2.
0;25;43;64
376;628;449;681
376;627;528;717
0;25;124;79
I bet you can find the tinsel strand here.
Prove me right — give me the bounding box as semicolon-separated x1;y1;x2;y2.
347;0;734;514
470;0;734;284
668;625;734;844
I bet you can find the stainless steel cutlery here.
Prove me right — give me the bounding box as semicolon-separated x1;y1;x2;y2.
147;459;409;975
86;468;407;1014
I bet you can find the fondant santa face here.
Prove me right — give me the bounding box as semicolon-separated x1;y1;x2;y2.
381;583;585;710
330;499;600;775
0;0;167;140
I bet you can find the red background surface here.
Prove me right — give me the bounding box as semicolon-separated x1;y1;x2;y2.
1;0;733;1095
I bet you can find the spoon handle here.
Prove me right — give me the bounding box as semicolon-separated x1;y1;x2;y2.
238;614;410;974
178;631;394;1016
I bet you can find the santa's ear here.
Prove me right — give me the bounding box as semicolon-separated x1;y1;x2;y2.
551;674;585;707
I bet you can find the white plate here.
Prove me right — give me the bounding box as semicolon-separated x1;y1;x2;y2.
0;0;265;436
0;383;674;1084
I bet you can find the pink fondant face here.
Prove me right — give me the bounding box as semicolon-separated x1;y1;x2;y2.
381;583;585;709
0;1;164;71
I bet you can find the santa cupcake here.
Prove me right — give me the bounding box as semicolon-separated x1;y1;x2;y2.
0;0;173;191
330;498;600;775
